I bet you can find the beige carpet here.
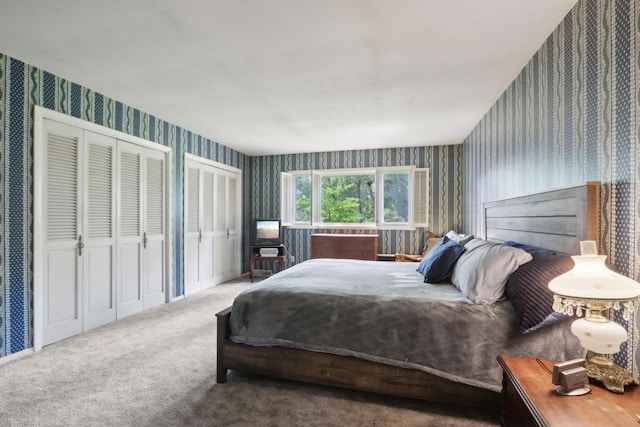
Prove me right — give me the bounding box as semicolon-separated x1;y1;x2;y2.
0;276;499;426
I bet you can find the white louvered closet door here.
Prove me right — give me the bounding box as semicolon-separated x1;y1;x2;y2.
142;151;166;309
200;169;216;289
117;144;144;318
184;162;202;296
226;175;239;279
42;120;84;346
214;171;239;283
213;171;227;283
82;132;117;331
183;156;242;295
36;110;172;350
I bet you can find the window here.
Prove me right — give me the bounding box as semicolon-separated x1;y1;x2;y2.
317;171;376;225
381;171;409;224
294;174;311;222
281;166;428;229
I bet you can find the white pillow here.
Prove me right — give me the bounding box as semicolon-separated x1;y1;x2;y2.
444;230;474;246
450;238;532;304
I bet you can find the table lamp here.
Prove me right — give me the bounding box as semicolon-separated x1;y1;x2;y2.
548;241;640;393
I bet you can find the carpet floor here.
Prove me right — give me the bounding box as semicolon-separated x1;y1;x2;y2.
0;276;500;426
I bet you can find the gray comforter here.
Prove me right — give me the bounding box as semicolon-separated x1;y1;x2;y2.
230;258;583;391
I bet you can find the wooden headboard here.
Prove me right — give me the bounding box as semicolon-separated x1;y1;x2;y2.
483;182;600;255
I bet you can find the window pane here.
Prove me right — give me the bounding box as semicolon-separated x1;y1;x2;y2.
294;175;311;222
383;172;409;223
320;174;375;223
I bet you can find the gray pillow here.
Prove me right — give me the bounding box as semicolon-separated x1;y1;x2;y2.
450;238;533;304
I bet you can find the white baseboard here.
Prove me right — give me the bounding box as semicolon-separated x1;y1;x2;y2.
0;348;34;365
172;295;185;302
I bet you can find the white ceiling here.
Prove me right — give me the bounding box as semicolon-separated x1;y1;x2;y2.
0;0;577;156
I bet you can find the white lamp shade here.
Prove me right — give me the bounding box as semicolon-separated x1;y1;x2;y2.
570;317;628;354
548;255;640;300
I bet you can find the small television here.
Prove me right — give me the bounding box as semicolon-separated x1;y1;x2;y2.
253;218;282;246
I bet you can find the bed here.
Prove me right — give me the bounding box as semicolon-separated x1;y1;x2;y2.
216;182;600;409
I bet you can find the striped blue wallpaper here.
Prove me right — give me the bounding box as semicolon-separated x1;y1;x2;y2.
246;145;463;271
463;0;640;377
0;52;245;357
2;0;637;384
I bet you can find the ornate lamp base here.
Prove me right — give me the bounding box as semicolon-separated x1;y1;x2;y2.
585;359;640;393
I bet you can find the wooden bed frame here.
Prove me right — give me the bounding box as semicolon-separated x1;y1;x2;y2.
216;182;600;409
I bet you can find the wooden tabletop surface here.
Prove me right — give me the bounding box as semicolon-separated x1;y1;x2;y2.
498;355;640;426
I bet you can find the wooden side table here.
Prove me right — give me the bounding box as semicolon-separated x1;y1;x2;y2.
497;355;640;427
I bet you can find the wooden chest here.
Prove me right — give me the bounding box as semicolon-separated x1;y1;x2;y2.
310;233;379;261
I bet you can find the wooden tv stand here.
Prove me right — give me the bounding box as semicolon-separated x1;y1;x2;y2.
250;245;285;282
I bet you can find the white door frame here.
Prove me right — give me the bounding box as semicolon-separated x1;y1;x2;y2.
33;106;173;351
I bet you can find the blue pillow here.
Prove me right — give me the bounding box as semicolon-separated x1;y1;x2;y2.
416;236;446;275
416;237;465;283
504;241;558;258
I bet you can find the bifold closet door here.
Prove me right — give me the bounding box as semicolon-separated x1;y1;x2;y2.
184;159;241;295
214;171;239;283
200;169;216;289
143;151;166;309
184;163;218;295
117;143;166;317
42;121;84;346
42;123;116;346
227;175;239;277
82;132;117;331
184;163;202;295
117;144;144;318
37;111;171;349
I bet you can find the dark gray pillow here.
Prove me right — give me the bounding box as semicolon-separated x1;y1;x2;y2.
417;237;465;283
504;244;575;333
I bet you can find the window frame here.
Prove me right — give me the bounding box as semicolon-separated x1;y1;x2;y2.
281;166;428;230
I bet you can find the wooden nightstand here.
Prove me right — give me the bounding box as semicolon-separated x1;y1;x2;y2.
497;355;640;426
